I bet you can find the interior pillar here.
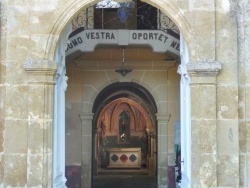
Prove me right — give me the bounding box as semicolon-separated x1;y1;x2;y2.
148;132;155;176
93;132;98;175
80;113;94;188
156;113;171;188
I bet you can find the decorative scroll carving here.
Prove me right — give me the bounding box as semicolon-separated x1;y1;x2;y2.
158;10;179;34
70;0;179;36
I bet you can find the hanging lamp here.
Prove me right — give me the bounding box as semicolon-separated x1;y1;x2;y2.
115;47;132;76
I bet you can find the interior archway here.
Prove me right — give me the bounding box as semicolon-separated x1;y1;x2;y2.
92;83;157;179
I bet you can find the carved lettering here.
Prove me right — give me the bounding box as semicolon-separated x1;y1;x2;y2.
96;32;100;39
86;32;90;39
131;32;171;43
138;33;142;40
72;39;78;46
154;33;158;40
158;34;163;41
132;33;137;39
101;32;105;38
91;32;95;39
164;36;168;43
171;42;180;50
176;43;180;50
66;30;180;54
66;43;73;51
86;32;116;40
77;37;83;44
111;33;115;39
171;41;177;48
106;32;110;39
149;33;153;40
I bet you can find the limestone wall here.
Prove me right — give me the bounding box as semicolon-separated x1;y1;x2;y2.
0;0;249;187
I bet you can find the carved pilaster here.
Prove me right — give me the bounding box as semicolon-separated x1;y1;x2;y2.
187;60;221;187
24;59;56;187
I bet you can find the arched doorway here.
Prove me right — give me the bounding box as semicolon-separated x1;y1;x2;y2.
92;82;157;179
52;0;192;187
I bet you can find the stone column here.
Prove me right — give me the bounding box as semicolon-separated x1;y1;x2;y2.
187;60;221;187
93;132;98;175
80;113;94;188
156;113;171;188
148;131;155;176
24;59;57;187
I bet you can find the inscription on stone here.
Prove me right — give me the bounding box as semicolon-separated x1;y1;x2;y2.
66;29;180;56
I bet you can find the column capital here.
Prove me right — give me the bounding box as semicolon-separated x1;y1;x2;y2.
23;58;57;84
156;113;171;122
187;60;222;77
80;113;94;122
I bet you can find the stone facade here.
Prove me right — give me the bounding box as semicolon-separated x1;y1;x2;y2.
0;0;250;187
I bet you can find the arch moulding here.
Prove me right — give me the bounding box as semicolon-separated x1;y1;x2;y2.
45;0;199;62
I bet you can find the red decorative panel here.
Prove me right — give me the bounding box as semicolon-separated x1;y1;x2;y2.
120;154;128;162
107;148;141;168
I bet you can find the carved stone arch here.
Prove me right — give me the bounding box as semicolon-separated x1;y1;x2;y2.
97;98;156;133
46;0;199;62
130;79;161;110
109;102;136;132
90;79;159;115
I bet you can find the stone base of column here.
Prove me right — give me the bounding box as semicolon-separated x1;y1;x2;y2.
81;163;91;188
93;158;98;175
149;157;155;176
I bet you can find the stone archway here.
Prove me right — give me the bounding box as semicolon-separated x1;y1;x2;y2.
94;97;156;175
47;1;198;187
90;82;159;184
45;0;198;62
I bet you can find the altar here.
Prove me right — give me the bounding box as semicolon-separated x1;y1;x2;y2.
107;148;141;168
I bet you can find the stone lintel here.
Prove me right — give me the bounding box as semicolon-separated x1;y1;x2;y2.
23;59;57;84
187;60;222;77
